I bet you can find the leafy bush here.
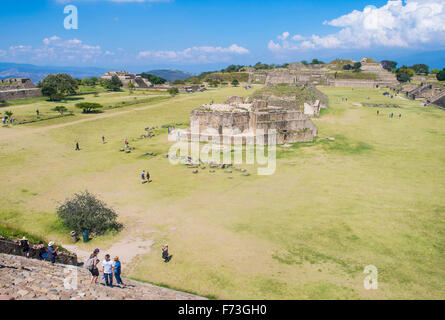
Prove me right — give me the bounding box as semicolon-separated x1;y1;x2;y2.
436;69;445;81
168;87;179;96
52;106;68;115
57;191;123;236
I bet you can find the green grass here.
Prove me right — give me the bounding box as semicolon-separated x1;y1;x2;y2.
0;85;444;299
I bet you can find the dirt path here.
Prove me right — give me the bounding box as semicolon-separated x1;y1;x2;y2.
0;94;194;142
64;236;154;269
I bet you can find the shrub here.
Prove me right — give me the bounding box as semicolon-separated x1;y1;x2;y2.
168;87;179;96
57;191;122;236
436;69;445;81
52;106;68;115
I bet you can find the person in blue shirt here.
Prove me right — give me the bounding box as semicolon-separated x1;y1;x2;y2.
113;257;124;285
47;241;59;264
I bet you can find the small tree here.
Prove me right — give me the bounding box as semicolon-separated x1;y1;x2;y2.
57;191;122;236
128;81;135;93
103;75;123;91
231;79;240;87
437;69;445;81
168;87;179;96
5;110;13;119
52;106;68;115
75;102;103;113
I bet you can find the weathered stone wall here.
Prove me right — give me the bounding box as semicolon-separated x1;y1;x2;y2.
0;238;77;266
191;110;251;134
0;88;42;101
327;79;393;88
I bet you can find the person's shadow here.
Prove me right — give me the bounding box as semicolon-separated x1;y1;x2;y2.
165;255;173;263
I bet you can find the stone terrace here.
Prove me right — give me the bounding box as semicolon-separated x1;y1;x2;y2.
0;253;206;300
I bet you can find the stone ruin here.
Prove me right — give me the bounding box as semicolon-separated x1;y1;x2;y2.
248;57;398;88
179;95;319;145
101;71;153;89
0;78;42;101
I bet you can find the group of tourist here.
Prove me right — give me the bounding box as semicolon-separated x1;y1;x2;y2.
378;111;402;119
18;237;59;264
1;116;15;126
141;170;151;183
86;249;123;287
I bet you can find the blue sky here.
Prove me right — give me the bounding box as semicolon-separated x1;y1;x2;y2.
1;0;444;73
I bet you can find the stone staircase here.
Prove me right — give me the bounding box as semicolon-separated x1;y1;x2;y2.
430;88;445;108
0;253;206;300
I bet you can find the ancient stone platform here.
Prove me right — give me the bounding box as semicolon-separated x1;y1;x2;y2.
0;253;206;300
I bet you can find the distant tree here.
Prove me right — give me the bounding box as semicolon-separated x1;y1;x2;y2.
222;65;243;73
253;62;272;70
168;87;179;96
381;60;398;72
140;73;167;85
103;75;123;91
311;58;325;65
173;79;185;85
208;79;220;87
231;79;240;87
52;106;68;115
396;66;414;82
4;110;13;119
40;74;79;101
90;77;98;86
75;102;103;113
57;190;123;236
343;64;352;70
437;69;445;81
301;60;309;66
128;81;135;93
430;68;440;74
411;64;429;75
352;62;362;72
81;78;96;86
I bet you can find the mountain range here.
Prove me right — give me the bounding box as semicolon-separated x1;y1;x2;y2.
0;63;194;84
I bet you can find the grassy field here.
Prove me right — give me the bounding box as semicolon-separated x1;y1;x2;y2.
0;85;444;299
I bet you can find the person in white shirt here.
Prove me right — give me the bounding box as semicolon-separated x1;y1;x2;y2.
102;254;114;287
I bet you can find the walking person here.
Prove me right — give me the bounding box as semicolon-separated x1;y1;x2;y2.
377;110;379;116
102;254;114;287
141;170;146;183
102;136;105;144
75;142;80;151
47;241;59;264
162;244;170;263
37;241;48;260
36;109;40;118
399;114;402;119
113;257;124;285
146;170;151;183
19;237;30;259
86;250;100;285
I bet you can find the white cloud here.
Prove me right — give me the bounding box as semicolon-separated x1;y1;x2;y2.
3;36;108;63
269;0;445;53
138;44;250;63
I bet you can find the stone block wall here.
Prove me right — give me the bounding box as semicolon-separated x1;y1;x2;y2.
0;88;42;101
0;238;77;266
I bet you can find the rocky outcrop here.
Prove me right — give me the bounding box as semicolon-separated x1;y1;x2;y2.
0;253;206;300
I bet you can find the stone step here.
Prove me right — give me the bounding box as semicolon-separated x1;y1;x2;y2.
0;253;206;300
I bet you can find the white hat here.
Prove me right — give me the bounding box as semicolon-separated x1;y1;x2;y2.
22;237;27;240
48;241;54;246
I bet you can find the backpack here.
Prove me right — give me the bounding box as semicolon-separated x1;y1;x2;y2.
85;257;95;270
